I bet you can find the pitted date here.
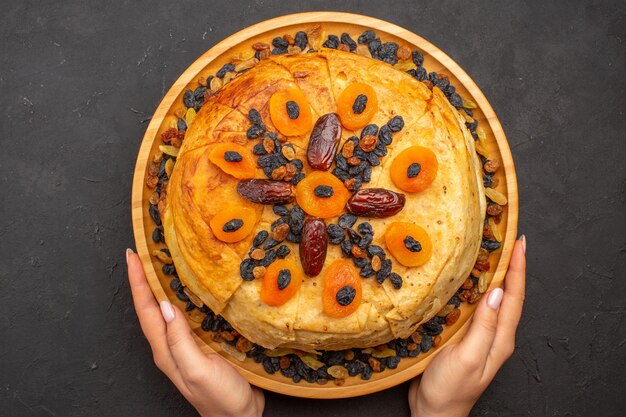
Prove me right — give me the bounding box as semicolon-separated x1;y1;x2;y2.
307;113;342;170
345;188;406;218
237;179;295;204
299;217;328;276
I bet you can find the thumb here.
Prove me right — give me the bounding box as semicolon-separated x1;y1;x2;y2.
457;287;503;367
160;300;212;379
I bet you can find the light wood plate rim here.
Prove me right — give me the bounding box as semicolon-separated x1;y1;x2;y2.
131;11;518;399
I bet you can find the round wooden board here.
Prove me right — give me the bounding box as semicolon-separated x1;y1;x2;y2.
131;12;518;399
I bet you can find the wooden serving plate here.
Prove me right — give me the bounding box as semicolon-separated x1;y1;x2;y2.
131;12;518;399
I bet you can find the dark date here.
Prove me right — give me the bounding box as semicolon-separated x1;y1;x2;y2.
237;179;295;204
345;188;406;218
307;113;342;171
299;217;328;276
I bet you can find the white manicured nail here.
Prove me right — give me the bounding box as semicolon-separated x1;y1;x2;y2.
487;288;503;310
160;301;175;323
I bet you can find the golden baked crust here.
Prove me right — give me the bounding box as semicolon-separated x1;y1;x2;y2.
164;50;485;350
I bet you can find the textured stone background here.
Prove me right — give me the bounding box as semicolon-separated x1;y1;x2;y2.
1;0;624;416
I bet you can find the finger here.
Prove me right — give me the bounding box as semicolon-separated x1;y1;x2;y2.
491;238;526;364
161;300;214;383
456;286;504;369
127;249;180;378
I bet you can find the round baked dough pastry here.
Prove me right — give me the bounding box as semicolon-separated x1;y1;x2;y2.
163;49;486;351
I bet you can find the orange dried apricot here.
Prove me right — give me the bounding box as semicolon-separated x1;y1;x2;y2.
209;207;257;243
260;259;303;306
208;143;257;179
269;87;313;136
336;83;378;130
295;171;350;218
322;260;362;318
385;222;432;267
390;146;438;192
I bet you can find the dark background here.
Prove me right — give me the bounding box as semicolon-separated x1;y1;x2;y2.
1;0;624;416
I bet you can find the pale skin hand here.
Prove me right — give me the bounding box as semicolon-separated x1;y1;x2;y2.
409;236;527;417
126;249;265;417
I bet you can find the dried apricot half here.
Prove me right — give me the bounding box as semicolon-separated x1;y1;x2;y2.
322;259;362;318
336;83;378;130
269;87;313;137
208;143;257;179
260;259;303;307
390;146;438;192
295;171;350;218
209;207;257;243
385;222;432;267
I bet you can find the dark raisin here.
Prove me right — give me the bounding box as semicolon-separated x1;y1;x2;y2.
361;124;379;137
483;174;493;188
248;108;263;125
272;37;289;49
365;152;380;166
338;213;357;228
407;66;428;81
183;89;195;108
259;249;277;267
216;63;235;78
387;115;405;132
247;124;266;139
240;258;255;281
252;230;269;247
332;168;350;182
162;264;176;275
327;223;344;239
313;185;334;198
223;219;243;232
291;172;305;185
286;232;301;243
357;222;373;235
377;42;398;65
177;118;187;132
272;47;287;55
352;94;368;114
276;245;290;258
448;294;461;308
420;334;433;352
152;226;163;243
291;159;304;170
378;125;393;146
335;154;349;171
358;233;373;250
423;320;443;336
404;236;422;252
376;259;392;283
149;204;161;225
263;238;280;250
358;30;376;44
277;269;291;290
373;141;388;157
349;162;367;176
386;356;401;369
466;120;478;132
224;151;243;162
482;239;501;252
290;206;305;232
323;34;340;49
253;143;267;155
407;163;421;178
368;38;382;58
353;257;369;268
340;240;353;257
340;32;357;51
272;205;289;216
286;100;300;119
294;31;308;50
412;50;424;66
360;264;376;278
263;358;276;374
389;272;403;289
448;93;463;108
336;285;356;306
347;228;361;244
367;245;385;259
362;166;372;183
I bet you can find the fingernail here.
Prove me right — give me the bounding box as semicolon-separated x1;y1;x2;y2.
519;235;526;254
160;301;175;323
126;248;134;264
487;288;504;310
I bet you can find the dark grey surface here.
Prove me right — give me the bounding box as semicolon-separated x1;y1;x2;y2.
1;0;624;416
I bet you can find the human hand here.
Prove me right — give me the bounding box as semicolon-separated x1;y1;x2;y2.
408;236;526;417
126;248;265;417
